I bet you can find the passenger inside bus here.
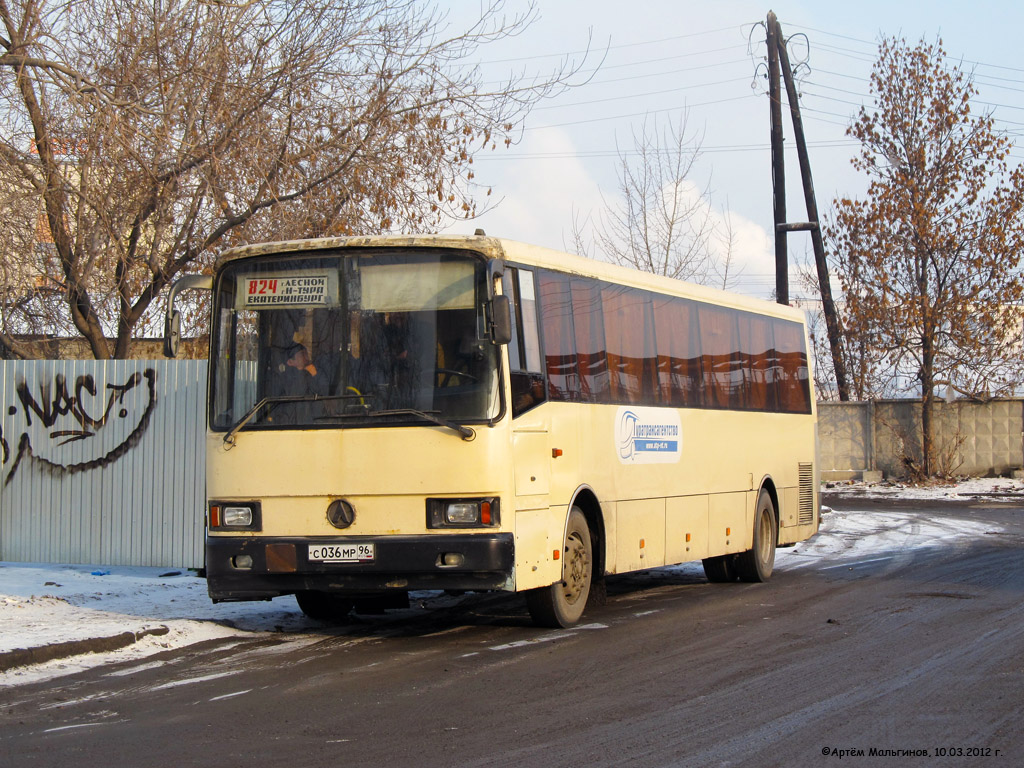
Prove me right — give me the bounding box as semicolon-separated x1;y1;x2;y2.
265;309;341;423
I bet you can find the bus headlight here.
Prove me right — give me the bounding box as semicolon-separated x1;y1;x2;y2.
427;498;500;528
223;507;253;526
446;503;481;524
209;502;262;531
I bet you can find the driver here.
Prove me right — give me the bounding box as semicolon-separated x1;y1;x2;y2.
285;342;319;379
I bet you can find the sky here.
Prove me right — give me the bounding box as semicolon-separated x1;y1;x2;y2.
437;1;1024;300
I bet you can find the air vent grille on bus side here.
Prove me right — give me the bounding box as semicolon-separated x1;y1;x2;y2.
798;462;815;525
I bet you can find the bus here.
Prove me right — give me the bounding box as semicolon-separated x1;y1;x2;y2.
165;234;819;628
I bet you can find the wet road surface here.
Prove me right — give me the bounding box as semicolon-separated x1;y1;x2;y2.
2;497;1022;767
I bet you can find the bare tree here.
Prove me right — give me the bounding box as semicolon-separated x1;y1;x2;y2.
0;0;584;358
709;203;741;291
796;262;884;402
827;37;1024;476
571;115;738;288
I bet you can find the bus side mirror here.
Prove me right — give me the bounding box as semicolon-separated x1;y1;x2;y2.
490;295;512;346
164;274;214;358
164;310;182;358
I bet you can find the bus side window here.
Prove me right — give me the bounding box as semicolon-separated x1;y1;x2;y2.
504;268;546;417
774;318;813;414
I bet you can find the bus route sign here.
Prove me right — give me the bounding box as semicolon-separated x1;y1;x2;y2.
236;271;339;309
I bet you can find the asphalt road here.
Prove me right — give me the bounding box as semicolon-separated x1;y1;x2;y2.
2;497;1022;767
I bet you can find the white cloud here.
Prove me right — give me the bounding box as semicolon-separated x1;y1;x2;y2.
651;179;775;296
443;126;777;299
707;203;775;297
442;127;604;251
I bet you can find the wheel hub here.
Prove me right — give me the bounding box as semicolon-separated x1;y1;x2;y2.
562;532;590;604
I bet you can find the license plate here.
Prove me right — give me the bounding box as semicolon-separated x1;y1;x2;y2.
308;543;374;563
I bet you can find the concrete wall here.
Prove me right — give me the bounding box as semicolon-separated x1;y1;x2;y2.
818;399;1024;480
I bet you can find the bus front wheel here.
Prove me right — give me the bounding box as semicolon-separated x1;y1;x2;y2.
526;507;593;628
736;489;777;583
295;591;355;622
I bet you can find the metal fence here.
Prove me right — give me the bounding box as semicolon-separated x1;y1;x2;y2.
818;399;1024;480
0;359;206;568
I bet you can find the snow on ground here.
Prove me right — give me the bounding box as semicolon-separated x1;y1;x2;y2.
0;478;1015;688
0;564;321;688
823;475;1024;500
778;508;995;568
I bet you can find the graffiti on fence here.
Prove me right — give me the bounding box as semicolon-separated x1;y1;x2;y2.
0;368;158;486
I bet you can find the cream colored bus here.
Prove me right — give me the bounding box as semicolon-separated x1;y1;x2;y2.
165;234;819;628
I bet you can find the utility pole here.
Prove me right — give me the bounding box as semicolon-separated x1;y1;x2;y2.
775;30;849;401
765;11;850;400
766;11;787;306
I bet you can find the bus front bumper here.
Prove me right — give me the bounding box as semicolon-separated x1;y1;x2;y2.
205;533;515;601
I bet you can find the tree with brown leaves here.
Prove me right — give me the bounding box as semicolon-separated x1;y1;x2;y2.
0;0;584;359
828;37;1024;477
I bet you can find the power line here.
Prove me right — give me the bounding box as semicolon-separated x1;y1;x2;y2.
472;139;859;161
475;24;746;65
532;76;753;112
480;44;753;90
471;15;1024;143
787;21;1024;75
525;94;758;131
579;57;753;88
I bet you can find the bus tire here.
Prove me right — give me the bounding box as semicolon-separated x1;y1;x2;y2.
295;590;355;622
736;489;777;583
526;507;593;628
702;554;739;583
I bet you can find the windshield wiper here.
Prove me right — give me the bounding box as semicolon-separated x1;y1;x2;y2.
369;408;476;441
223;393;366;447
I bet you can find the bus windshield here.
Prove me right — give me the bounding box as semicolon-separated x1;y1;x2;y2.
209;249;501;432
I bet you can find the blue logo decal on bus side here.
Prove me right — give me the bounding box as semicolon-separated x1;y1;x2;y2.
615;407;682;464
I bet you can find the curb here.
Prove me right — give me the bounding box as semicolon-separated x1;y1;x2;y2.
0;626;170;673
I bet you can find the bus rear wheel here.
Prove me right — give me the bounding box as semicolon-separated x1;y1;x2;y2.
526;507;593;628
295;591;355;622
736;489;777;582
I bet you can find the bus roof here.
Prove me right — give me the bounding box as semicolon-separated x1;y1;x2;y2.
215;233;807;323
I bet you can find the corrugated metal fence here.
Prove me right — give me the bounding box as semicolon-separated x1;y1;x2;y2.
0;359;206;568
